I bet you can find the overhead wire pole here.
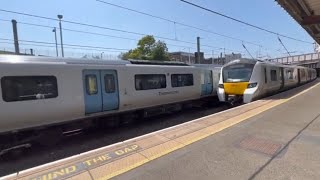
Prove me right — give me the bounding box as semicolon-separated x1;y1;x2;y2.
188;47;191;64
52;27;58;57
258;45;262;59
212;50;214;64
179;0;313;44
278;36;291;56
242;43;255;60
174;22;177;40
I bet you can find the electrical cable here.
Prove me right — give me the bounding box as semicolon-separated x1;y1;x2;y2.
0;9;245;53
180;0;313;44
96;0;262;47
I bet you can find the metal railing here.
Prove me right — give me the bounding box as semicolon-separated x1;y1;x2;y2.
270;52;320;64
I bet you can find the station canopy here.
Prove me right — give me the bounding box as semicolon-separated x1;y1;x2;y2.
277;0;320;44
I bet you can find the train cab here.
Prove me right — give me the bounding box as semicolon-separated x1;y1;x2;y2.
218;59;258;104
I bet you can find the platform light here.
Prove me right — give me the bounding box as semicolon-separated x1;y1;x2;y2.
57;14;64;57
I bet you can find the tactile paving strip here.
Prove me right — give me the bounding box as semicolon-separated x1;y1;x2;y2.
238;136;282;156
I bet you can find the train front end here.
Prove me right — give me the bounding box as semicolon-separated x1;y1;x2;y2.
218;59;258;104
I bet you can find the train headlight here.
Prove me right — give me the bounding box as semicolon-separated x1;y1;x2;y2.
218;84;224;88
247;83;257;88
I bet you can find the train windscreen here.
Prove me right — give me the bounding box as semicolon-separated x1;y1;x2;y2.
223;64;255;82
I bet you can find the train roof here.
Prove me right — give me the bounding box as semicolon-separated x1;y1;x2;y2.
192;64;222;69
0;55;129;65
223;58;258;66
225;58;312;69
0;55;190;67
128;59;189;66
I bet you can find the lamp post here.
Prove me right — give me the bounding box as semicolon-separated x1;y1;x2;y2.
212;50;214;64
197;37;200;64
101;52;104;59
52;27;58;57
57;15;64;57
188;47;191;64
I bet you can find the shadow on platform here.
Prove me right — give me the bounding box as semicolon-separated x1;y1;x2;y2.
263;79;319;101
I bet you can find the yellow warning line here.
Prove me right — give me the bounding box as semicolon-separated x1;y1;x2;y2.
95;158;149;180
95;82;320;180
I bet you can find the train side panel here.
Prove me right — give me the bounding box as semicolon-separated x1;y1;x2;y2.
118;65;202;112
0;63;85;133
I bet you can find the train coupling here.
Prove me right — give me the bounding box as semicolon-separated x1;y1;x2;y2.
227;95;243;106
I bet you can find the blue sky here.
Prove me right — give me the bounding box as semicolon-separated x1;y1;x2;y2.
0;0;315;59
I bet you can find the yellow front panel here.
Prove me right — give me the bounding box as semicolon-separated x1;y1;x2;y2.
224;82;249;95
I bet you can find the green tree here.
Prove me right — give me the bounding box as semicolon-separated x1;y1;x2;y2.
137;35;155;59
151;41;169;60
120;35;169;61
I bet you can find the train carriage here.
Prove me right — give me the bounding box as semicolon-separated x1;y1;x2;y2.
218;59;317;104
0;55;221;154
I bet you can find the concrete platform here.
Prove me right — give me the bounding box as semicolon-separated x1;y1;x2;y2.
3;80;320;180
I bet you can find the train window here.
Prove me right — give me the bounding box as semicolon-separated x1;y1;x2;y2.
1;76;58;102
135;74;166;90
271;70;277;81
287;70;293;79
223;64;254;82
104;74;115;93
301;70;305;79
86;75;98;95
171;74;194;87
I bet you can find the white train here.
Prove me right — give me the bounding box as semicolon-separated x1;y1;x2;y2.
218;59;317;103
0;55;220;153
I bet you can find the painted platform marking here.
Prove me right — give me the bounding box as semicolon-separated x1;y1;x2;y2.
28;144;140;180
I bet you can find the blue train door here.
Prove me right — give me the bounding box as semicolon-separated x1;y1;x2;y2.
201;70;213;96
83;70;103;114
83;70;119;114
101;70;119;111
206;70;213;95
